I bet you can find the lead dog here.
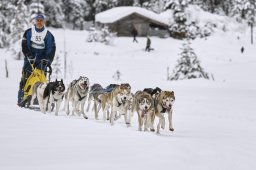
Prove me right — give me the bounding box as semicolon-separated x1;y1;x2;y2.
64;76;89;119
154;91;175;134
135;91;155;131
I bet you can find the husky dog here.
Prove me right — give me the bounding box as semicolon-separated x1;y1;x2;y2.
30;81;43;106
143;87;162;126
154;91;175;134
123;93;135;127
109;83;131;125
143;87;162;99
86;83;104;120
42;79;65;116
35;82;48;113
135;91;155;131
96;84;120;121
114;92;135;127
98;92;112;121
65;76;89;119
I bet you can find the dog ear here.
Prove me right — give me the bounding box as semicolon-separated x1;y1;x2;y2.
171;91;175;96
61;79;63;83
55;78;57;82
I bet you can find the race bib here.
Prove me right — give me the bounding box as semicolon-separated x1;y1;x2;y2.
31;26;48;49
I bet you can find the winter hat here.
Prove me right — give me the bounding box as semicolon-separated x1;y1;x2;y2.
36;14;45;21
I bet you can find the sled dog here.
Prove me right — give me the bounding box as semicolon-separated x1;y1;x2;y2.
65;76;90;119
135;91;155;131
97;84;119;121
35;82;48;113
143;87;162;99
30;81;43;106
86;83;104;120
109;83;131;125
42;79;65;116
154;91;175;134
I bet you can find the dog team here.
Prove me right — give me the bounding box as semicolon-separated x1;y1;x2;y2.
29;76;175;134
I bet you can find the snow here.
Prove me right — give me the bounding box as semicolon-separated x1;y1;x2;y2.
1;24;256;169
95;6;169;25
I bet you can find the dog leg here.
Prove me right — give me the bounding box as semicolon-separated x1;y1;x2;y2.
110;110;117;126
71;101;77;116
55;100;61;116
125;111;131;127
156;114;164;134
149;111;155;132
106;108;110;121
143;116;148;131
138;112;142;131
80;100;88;119
93;101;99;120
30;93;36;106
86;95;91;112
161;114;165;129
150;112;155;132
96;102;101;120
38;95;45;113
168;110;174;131
46;99;52;113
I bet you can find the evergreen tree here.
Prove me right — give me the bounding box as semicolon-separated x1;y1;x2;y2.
51;53;62;80
0;0;16;48
0;12;8;48
29;0;45;22
8;0;30;59
43;0;64;28
63;0;85;29
167;0;189;39
169;41;210;80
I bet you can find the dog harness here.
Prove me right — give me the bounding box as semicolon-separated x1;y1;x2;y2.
77;91;87;101
31;26;48;49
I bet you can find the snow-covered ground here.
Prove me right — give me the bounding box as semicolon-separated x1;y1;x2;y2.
0;27;256;170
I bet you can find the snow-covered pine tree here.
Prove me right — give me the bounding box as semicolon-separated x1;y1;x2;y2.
29;0;45;23
232;0;250;21
151;0;166;13
0;0;16;48
63;0;84;29
43;0;64;28
167;0;189;39
8;0;30;60
0;13;8;48
51;53;62;80
87;26;116;45
169;41;210;80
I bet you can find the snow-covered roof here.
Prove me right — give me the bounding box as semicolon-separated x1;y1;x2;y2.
95;7;169;26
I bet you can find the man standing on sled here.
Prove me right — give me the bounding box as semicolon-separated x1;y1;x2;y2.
17;14;56;107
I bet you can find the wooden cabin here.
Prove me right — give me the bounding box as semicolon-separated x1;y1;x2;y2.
95;7;170;37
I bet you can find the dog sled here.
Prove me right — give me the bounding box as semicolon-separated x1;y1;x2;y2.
22;59;52;108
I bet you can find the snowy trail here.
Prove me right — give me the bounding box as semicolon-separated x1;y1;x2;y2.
1;28;256;169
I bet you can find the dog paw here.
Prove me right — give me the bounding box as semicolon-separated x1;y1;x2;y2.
150;128;155;132
169;128;174;131
84;115;88;119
